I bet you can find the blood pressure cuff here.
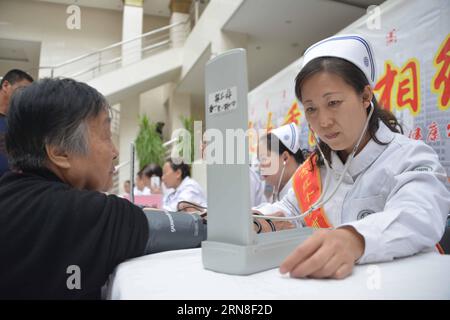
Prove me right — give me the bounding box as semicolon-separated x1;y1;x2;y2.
143;210;207;254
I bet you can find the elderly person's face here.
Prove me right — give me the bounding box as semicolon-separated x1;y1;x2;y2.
61;110;119;191
300;72;371;158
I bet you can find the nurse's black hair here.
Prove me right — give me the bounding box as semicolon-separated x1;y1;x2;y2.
260;133;306;165
142;163;163;178
166;158;190;180
294;57;403;167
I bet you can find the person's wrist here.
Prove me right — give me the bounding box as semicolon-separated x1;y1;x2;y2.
253;219;262;233
259;218;276;233
337;226;365;261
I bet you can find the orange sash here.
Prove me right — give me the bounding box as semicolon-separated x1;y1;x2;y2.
292;154;333;229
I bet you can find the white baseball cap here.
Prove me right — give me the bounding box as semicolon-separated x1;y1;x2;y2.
302;34;377;87
270;123;301;154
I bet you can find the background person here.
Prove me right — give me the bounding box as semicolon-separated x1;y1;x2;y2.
0;69;33;177
162;158;207;211
257;123;306;203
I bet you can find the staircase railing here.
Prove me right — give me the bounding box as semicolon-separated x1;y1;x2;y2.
39;19;190;82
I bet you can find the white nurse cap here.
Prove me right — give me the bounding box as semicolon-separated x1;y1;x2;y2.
271;123;301;154
302;34;377;87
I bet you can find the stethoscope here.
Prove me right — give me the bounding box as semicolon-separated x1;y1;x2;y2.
253;101;375;224
272;159;287;203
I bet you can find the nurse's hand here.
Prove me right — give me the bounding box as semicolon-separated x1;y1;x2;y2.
266;211;295;232
279;226;365;279
253;211;295;233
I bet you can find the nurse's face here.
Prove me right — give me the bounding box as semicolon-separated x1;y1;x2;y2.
300;72;371;157
162;162;181;189
258;141;283;187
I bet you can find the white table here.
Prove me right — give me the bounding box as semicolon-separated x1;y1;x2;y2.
106;248;450;300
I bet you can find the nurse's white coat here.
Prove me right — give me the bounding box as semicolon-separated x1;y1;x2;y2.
256;121;450;264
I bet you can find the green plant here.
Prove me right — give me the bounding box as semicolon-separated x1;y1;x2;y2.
135;115;165;170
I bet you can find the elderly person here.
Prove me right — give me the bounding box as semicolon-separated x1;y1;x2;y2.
0;78;206;299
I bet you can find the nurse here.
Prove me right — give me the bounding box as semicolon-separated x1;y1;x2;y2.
162;158;207;211
257;123;306;203
249;166;267;207
254;34;450;279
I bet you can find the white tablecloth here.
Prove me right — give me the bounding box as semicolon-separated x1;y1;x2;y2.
106;248;450;300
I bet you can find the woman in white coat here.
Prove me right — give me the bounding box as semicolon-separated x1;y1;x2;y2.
254;34;450;280
162;158;207;212
257;123;306;203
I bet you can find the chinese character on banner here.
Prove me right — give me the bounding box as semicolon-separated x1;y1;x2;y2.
396;59;421;115
308;130;316;148
374;61;398;111
374;59;421;116
409;127;423;140
431;35;450;111
427;122;441;143
283;101;302;125
386;28;397;46
266;112;274;132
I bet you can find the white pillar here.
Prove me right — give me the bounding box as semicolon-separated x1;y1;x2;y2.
170;12;190;48
122;0;143;66
169;0;192;48
118;95;140;194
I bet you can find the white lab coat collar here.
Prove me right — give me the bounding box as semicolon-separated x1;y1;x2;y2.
279;176;294;200
165;176;191;200
330;121;395;179
176;176;191;191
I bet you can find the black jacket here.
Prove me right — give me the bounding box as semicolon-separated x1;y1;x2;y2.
0;169;148;299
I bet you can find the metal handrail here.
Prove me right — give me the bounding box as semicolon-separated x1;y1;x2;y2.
40;20;188;70
39;19;189;79
66;39;171;79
